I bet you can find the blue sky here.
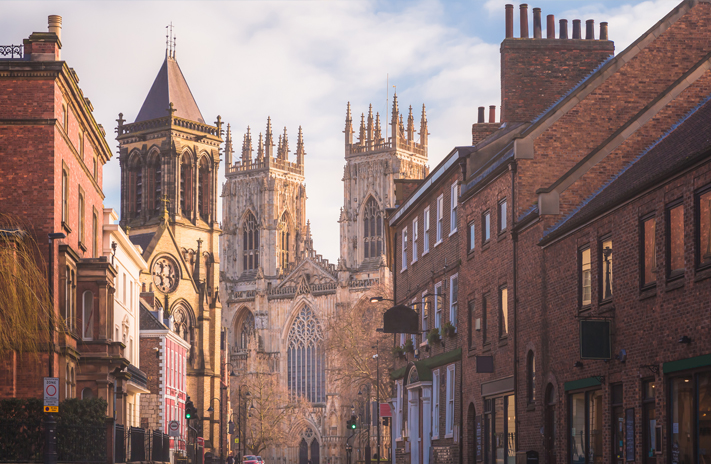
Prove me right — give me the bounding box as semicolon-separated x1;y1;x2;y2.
1;0;680;262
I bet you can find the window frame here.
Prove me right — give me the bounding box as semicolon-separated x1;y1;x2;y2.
450;182;458;236
92;208;99;259
695;185;711;270
423;206;431;255
401;227;408;272
579;246;592;308
499;286;508;338
434;282;443;329
468;220;476;253
421;290;429;334
640;213;657;290
483;210;491;245
666;199;685;281
499;198;508;233
436;194;444;245
412;217;419;264
78;187;85;248
598;236;613;303
82;290;94;340
432;368;440;439
449;274;458;329
527;351;535;404
445;364;456;437
482;292;489;345
61;164;69;227
468;300;476;350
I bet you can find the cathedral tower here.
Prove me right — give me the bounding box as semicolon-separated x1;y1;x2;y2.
221;120;308;282
340;96;429;270
116;47;224;455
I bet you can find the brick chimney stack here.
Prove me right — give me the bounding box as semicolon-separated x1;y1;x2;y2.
499;4;614;123
23;15;62;61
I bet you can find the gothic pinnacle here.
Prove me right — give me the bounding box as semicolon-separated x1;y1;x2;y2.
282;127;289;160
359;113;366;145
374;112;382;142
257;133;264;161
265;116;274;158
407;105;415;142
367;104;374;144
296;126;305;166
224;123;233;168
246;126;253;164
344;102;353;145
420;103;429;146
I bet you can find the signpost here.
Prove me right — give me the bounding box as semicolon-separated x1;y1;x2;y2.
43;377;59;413
168;420;180;437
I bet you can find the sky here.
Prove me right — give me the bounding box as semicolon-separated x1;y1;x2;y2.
1;0;680;263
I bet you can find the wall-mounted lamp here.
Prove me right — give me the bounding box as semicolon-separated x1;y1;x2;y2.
574;361;584;368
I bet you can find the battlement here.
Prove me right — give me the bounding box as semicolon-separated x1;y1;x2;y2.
345;94;428;159
224;118;306;177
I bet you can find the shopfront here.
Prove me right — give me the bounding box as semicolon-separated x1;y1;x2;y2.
481;377;515;464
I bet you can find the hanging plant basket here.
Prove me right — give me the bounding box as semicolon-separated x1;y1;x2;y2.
443;322;457;337
427;328;441;345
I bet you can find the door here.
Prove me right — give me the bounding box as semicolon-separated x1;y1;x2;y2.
545;385;557;464
299;438;308;464
310;439;320;464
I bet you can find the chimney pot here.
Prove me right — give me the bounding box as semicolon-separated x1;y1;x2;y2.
48;15;62;40
533;8;542;39
505;4;514;39
547;15;555;39
520;4;529;38
477;107;485;124
600;22;609;41
572;19;581;39
559;19;568;39
489;106;496;123
586;19;594;40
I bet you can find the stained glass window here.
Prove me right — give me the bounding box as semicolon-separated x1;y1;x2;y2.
363;197;383;259
243;212;259;271
287;306;325;403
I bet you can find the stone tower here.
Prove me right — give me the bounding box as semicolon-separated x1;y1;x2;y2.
116;48;224;454
340;95;429;270
221;119;308;281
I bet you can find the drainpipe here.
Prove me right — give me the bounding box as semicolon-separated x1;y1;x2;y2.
510;161;519;454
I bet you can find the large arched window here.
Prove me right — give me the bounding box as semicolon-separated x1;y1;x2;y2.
287;306;325;403
180;154;193;217
172;304;192;345
243;212;259;271
82;290;94;340
198;157;211;221
149;153;162;214
278;212;291;271
234;310;255;350
363;197;383;259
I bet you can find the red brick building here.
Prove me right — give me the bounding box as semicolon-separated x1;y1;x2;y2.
0;16;133;422
387;144;467;464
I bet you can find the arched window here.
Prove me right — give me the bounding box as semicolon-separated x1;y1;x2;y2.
527;351;536;403
82;291;94;339
81;387;94;400
198;157;211;221
172;305;192;345
243;212;259;271
363;197;383;259
61;168;68;223
234;310;255;350
135;166;143;216
287;306;325;403
150;154;162;213
278;212;291;271
180;155;193;217
65;364;71;399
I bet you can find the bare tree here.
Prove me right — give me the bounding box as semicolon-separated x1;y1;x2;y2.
0;215;53;358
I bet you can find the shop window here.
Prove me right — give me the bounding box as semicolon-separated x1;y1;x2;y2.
483;395;515;464
499;286;508;337
642;216;657;287
667;203;685;278
423;206;430;254
669;373;711;464
612;384;624;464
600;238;613;301
697;189;711;268
642;380;658;464
570;389;603;464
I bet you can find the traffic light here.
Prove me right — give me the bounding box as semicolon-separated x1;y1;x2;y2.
185;397;198;420
347;415;357;430
228;421;235;434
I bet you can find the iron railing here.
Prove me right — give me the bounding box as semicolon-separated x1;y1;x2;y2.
0;44;23;59
115;424;126;463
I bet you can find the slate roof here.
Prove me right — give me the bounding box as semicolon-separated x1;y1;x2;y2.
541;95;711;245
129;232;155;257
135;56;204;124
140;304;167;331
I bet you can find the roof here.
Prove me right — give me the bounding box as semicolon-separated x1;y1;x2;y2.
140;304;167;331
541;94;711;245
128;232;155;257
135;56;204;123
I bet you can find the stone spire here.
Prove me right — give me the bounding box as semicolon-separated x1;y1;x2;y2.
304;219;314;253
242;126;252;165
420;104;428;147
407;105;415;142
359;113;366;146
391;93;400;147
224;123;233;168
265;117;274;158
282;127;289;160
367;104;374;145
296;126;305;165
344;102;353;145
277;134;283;160
257;133;264;162
399;113;405;140
375;112;382;143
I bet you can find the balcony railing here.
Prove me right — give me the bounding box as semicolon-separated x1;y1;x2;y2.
0;44;23;59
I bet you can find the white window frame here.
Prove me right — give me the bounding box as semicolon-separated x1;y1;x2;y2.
401;227;408;272
411;298;418;345
421;291;428;333
423;206;430;255
499;198;508;232
436;195;444;245
484;211;491;243
412;218;419;263
432;369;440;439
450;182;458;236
468;221;476;252
400;333;406;347
445;364;456;437
449;274;458;329
434;282;442;329
397;380;404;440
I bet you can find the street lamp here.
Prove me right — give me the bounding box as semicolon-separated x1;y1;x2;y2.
358;384;372;464
46;231;65;464
236;385;251;460
373;342;381;463
207;397;223;461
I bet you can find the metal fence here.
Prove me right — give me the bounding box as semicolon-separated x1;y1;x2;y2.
116;426;170;463
57;424;106;463
0;420;107;463
115;424;126;463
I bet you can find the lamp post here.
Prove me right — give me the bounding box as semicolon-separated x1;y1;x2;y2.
221;363;237;459
373;342;381;463
236;385;251;460
46;232;65;464
358;384;372;464
207;397;223;462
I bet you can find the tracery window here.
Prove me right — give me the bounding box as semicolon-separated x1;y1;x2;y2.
173;305;192;345
278;212;291;271
243;212;259;271
151;155;162;213
180;155;193;217
136;168;143;216
363;197;383;259
235;310;255;350
287;306;325;403
198;157;211;221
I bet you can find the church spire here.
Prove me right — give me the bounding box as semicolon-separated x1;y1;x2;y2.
367;104;374;146
407;105;415;143
344;102;353;145
420;104;428;147
265;117;274;158
242;126;252;165
359;113;366;146
391;93;400;147
296;126;305;166
257;133;264;162
224;123;233;168
374;112;382;143
282;127;289;160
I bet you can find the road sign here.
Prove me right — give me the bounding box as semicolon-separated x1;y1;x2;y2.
168;420;180;437
235;438;239;444
197;437;204;446
44;377;59;412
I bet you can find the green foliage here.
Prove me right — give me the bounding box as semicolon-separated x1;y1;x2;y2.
442;321;457;337
427;328;441;345
391;345;405;357
403;338;414;353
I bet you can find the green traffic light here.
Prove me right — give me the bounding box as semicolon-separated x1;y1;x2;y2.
349;422;356;429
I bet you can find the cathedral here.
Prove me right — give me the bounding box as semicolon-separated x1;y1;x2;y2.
220;97;429;463
116;48;224;454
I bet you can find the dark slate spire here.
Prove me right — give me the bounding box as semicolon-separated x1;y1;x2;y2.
135;56;205;124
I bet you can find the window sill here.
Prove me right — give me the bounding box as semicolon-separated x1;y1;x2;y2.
639;286;656;301
434;240;443;248
444;433;453;439
526;403;535;412
482;342;491;353
467;348;477;357
481;242;490;252
400;268;407;274
422;250;429;257
61;221;72;234
694;265;711;282
432;435;439;441
498;229;508;237
665;277;685;293
78;242;87;252
449;229;458;238
598;298;613;307
579;304;592;313
411;259;418;265
498;338;508;347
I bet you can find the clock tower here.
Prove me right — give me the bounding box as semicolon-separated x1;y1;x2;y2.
116;48;225;454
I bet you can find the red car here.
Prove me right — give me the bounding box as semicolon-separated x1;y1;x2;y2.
243;456;263;464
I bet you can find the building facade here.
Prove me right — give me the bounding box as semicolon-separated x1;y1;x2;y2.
116;48;225;455
219;99;427;463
